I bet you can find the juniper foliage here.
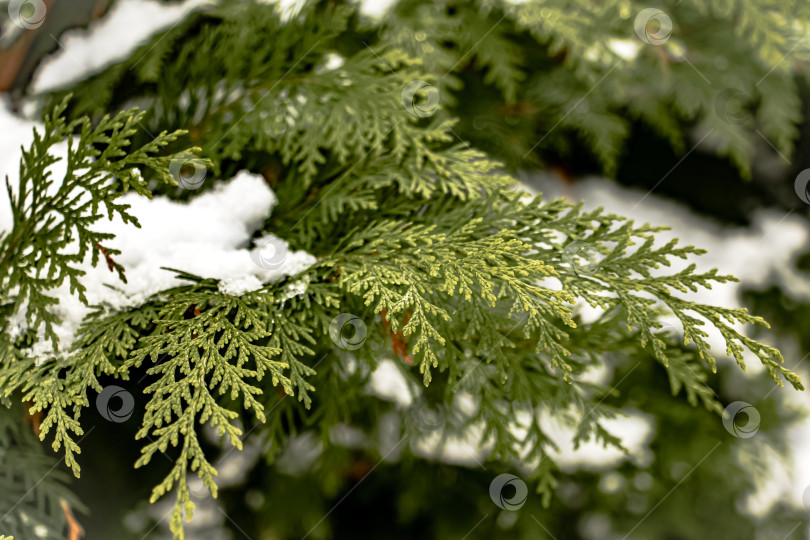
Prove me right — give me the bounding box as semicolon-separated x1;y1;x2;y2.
47;0;810;178
0;0;807;538
384;0;809;175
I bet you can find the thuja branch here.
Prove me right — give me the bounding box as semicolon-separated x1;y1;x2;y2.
0;97;205;349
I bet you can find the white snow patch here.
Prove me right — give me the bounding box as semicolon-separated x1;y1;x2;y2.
426;428;491;466
410;418;491;467
607;39;641;61
360;0;398;18
276;432;324;475
0;129;316;359
367;359;415;407
218;275;264;296
539;408;655;469
404;402;654;470
32;0;213;93
0;104;48;232
91;169;313;291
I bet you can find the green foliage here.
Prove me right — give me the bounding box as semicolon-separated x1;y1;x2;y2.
0;100;203;480
5;154;801;538
0;97;192;349
0;403;83;539
0;1;806;538
383;0;808;175
200;357;804;540
44;0;809;180
123;279;292;532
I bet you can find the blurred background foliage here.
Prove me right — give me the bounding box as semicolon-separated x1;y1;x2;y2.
1;0;810;538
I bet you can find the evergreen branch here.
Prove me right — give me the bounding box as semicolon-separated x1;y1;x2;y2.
0;97;194;350
123;287;288;538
